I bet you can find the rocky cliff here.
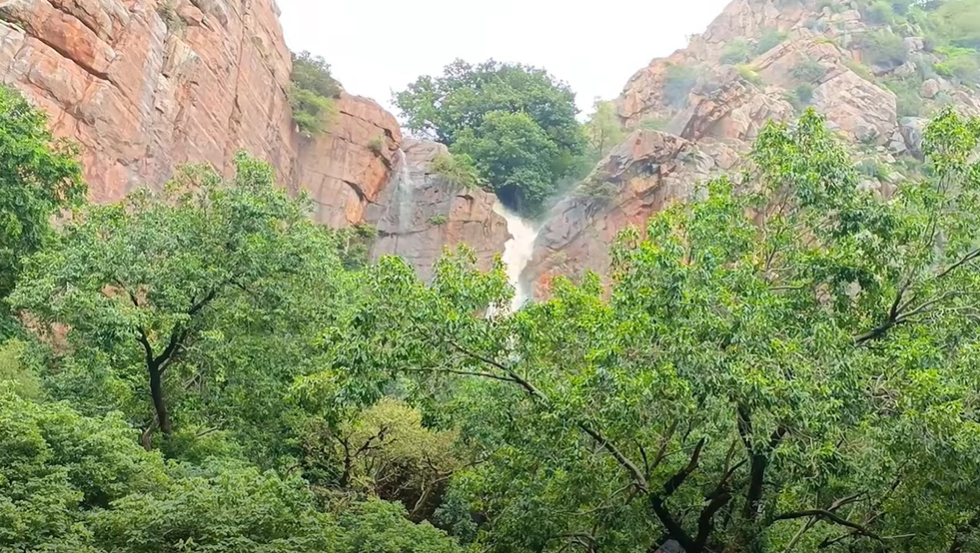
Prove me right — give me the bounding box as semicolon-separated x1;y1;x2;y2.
526;0;980;295
0;0;506;276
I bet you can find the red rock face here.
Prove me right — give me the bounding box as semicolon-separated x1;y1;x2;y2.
0;0;403;229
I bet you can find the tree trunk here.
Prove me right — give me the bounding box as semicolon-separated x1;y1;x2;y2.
149;366;172;435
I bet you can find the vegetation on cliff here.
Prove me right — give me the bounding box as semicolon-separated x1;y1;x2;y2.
395;59;586;216
290;51;342;136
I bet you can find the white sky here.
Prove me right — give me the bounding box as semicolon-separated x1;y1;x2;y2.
276;0;732;117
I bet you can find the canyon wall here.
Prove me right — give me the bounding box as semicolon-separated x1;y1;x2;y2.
0;0;506;277
525;0;980;296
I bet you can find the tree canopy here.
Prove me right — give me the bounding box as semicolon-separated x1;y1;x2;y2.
331;108;980;553
394;59;586;215
0;85;85;338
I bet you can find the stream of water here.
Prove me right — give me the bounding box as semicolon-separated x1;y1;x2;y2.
492;201;541;313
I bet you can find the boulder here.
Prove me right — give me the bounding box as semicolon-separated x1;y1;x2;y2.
920;78;940;99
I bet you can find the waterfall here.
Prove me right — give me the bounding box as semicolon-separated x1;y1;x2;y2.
493;201;541;313
390;149;414;234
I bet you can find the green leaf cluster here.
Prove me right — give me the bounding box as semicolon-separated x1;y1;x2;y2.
290;51;342;136
394;59;585;216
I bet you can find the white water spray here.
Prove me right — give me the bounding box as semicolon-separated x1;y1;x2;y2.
493;201;541;313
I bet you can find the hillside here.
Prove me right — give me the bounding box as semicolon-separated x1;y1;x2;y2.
526;0;980;297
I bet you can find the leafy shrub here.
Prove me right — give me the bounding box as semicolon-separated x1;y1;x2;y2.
794;83;816;105
859;30;909;68
290;51;342;136
431;152;483;190
721;39;752;65
664;63;701;108
861;0;896;24
934;46;980;83
934;0;980;49
845;58;876;81
883;77;924;117
791;56;828;82
572;178;618;207
736;64;763;85
754;30;788;56
367;136;385;155
332;224;377;270
428;214;448;226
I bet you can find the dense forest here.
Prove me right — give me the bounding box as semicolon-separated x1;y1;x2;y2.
7;6;980;547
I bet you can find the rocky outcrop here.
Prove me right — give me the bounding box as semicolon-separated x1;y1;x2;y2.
527;0;980;297
527;130;737;297
294;95;402;227
0;0;403;224
367;139;508;281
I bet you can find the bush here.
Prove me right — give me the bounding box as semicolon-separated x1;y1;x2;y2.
845;58;876;81
431;152;483;190
859;30;909;68
664;63;701;108
934;46;980;83
794;83;815;105
883;77;924;117
736;64;763;85
721;39;752;65
754;30;788;56
428;214;448;226
572;178;618;208
290;51;342;136
861;0;896;24
791;56;828;83
367;136;385;155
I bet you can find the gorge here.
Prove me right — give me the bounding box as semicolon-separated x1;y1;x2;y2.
6;1;980;552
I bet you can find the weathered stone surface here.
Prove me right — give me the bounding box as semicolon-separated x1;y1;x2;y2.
525;130;734;297
920;78;940;99
367;139;508;282
294;94;402;227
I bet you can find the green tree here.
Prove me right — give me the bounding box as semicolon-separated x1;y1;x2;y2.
290;51;342;136
0;85;85;338
394;59;585;215
9;153;353;460
583;98;626;162
334;109;980;553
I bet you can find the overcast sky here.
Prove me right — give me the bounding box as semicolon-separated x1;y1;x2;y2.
276;0;732;117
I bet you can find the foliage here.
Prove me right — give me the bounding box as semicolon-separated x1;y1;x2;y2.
720;39;752;65
367;136;385;156
736;64;763;85
884;76;925;117
0;85;85;338
290;51;341;136
663;63;701;108
452;111;564;216
430;152;484;190
790;55;827;83
754;30;787;56
0;339;41;399
793;83;815;105
862;0;896;24
8;153;351;462
583;98;626;161
334;108;980;553
332;223;378;270
844;58;876;81
0;390;462;553
571;178;619;208
935;46;980;84
858;29;909;69
394;59;584;215
934;0;980;49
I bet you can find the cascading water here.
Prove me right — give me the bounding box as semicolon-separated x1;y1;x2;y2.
392;149;415;234
493;201;541;313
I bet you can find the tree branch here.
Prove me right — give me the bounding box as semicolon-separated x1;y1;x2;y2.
447;339;649;491
774;510;882;541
